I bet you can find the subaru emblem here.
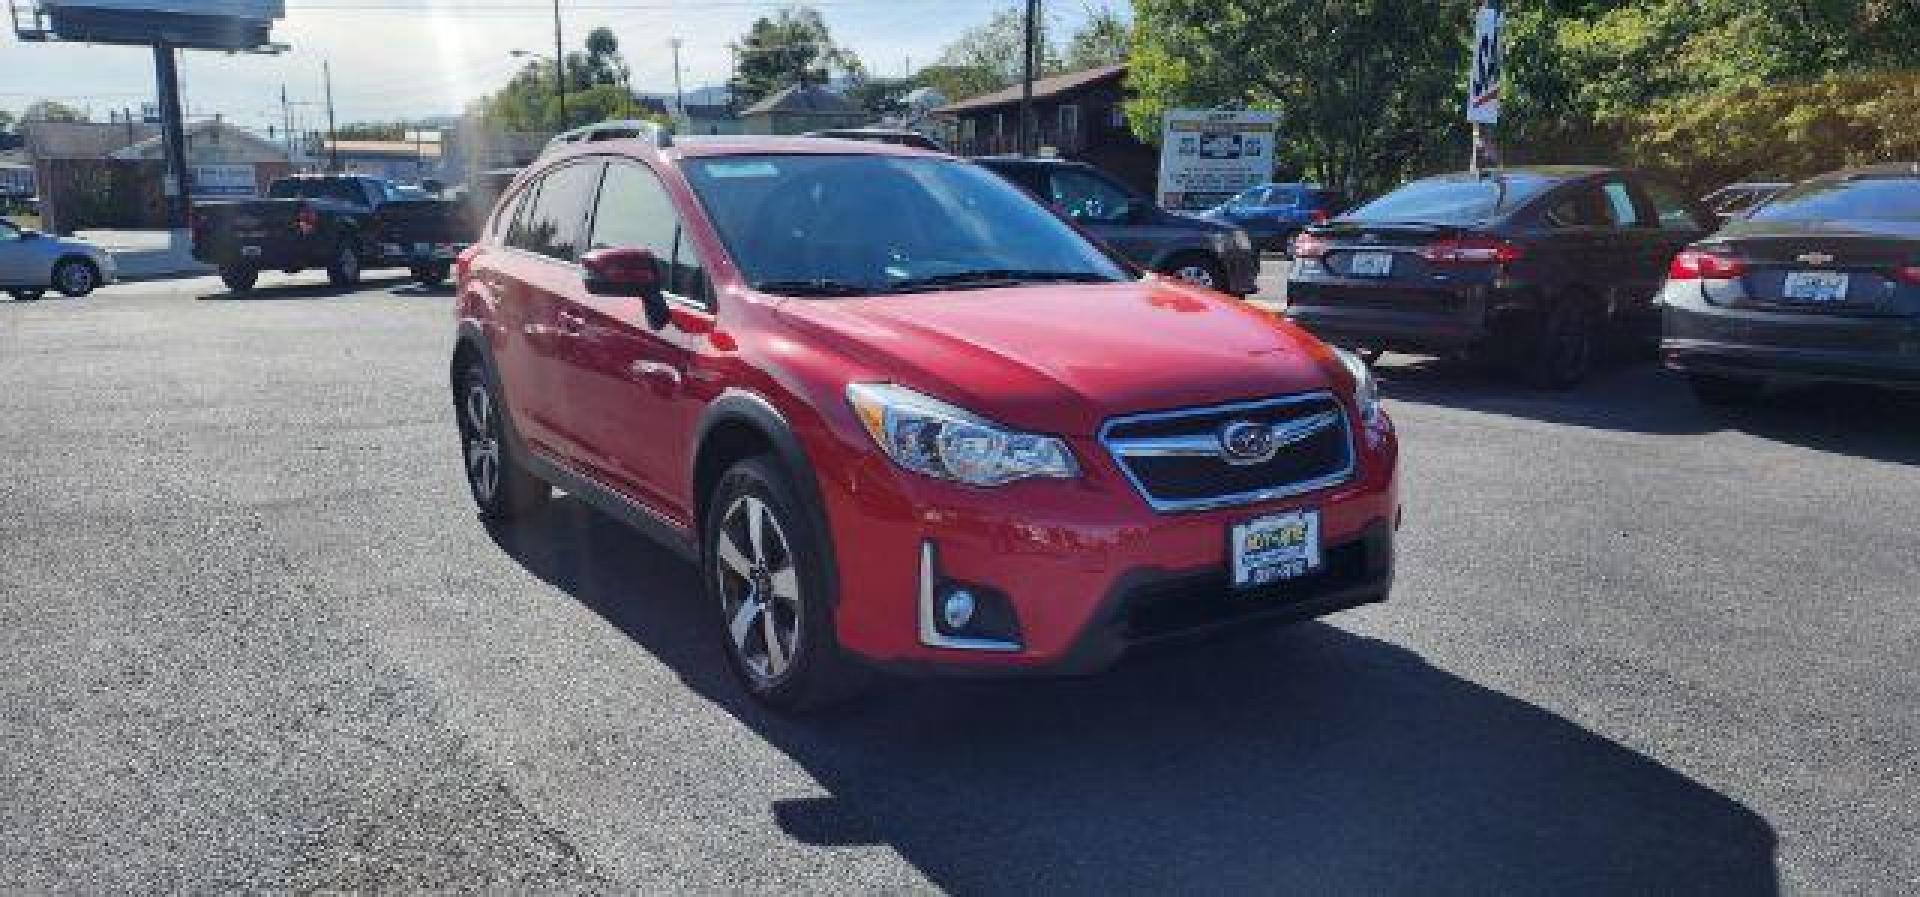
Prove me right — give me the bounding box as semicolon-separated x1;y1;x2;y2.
1217;420;1279;466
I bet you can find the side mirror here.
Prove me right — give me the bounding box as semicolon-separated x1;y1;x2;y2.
581;246;670;330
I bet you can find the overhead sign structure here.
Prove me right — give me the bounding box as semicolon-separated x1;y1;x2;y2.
1156;110;1280;211
1466;1;1503;124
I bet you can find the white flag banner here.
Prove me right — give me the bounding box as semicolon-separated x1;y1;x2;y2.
1467;3;1503;124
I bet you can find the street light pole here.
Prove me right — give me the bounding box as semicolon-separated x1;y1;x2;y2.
670;38;685;123
552;0;566;128
1019;0;1039;156
324;59;339;173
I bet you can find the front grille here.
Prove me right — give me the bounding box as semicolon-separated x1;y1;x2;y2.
1101;392;1356;513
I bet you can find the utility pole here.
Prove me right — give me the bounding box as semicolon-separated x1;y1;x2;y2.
280;83;293;158
1019;0;1039;156
552;0;566;128
670;38;685;122
323;60;338;173
153;42;191;227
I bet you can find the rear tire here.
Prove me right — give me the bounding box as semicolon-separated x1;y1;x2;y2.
1525;296;1597;389
411;263;448;287
455;360;550;520
704;457;869;713
51;258;99;297
220;266;258;294
1688;372;1765;406
326;239;362;287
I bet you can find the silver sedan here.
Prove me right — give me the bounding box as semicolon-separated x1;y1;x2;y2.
1;218;117;300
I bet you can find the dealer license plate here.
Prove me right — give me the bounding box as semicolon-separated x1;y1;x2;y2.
1347;251;1394;277
1783;271;1848;302
1231;510;1322;589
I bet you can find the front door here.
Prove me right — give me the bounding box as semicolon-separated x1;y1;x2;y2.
1046;165;1157;264
561;159;713;524
0;219;29;283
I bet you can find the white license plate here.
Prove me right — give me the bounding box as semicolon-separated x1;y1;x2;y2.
1347;251;1394;277
240;245;262;257
1783;271;1849;302
1231;510;1322;589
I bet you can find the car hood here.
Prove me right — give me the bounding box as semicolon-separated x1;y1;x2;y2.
773;279;1342;437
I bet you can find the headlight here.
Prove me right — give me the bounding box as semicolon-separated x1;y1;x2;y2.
1330;348;1383;425
847;383;1078;486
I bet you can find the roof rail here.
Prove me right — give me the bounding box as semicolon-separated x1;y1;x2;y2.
544;119;673;154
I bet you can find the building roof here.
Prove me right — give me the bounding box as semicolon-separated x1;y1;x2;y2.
323;139;444;159
935;64;1126;115
22;120;160;160
111;119;289;162
740;84;863;118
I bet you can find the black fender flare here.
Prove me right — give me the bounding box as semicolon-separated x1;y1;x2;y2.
450;320;530;455
691;389;838;595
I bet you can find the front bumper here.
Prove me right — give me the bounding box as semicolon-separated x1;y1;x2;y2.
1661;285;1920;389
818;414;1400;675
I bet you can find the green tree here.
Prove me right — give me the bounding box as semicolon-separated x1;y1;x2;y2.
728;6;864;108
22;100;88;123
1128;0;1470;195
1064;5;1130;71
845;76;921;118
473;28;658;132
933;6;1059;100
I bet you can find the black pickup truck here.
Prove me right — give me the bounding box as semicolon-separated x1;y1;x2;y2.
191;175;472;293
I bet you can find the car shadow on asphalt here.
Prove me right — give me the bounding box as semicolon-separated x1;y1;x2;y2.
486;499;1780;894
1379;356;1920;465
387;282;454;298
194;274;411;301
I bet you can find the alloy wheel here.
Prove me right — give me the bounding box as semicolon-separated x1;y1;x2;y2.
715;495;803;685
58;262;94;295
462;381;501;504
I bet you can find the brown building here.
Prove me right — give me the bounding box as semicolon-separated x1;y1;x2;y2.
935;64;1156;194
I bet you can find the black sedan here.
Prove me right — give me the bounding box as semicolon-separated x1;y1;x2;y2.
1286;166;1711;387
1660;165;1920;403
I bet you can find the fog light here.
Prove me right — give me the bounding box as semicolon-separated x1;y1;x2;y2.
941;589;976;630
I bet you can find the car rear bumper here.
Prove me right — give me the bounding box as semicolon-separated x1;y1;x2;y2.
1661;288;1920;388
1285;278;1494;351
816;414;1401;676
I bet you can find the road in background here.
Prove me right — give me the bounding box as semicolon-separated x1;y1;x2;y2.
3;275;1916;892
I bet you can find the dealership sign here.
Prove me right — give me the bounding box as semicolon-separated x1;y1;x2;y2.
1156;110;1279;211
192;164;257;198
1467;1;1503;124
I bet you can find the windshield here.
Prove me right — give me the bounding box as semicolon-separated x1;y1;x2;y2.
268;179;366;202
682;154;1130;296
1746;177;1920;223
1342;174;1554;224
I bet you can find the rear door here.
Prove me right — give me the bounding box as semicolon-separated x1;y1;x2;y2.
488;160;604;463
1596;177;1665;308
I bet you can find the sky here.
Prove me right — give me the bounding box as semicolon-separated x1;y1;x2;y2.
2;0;1128;134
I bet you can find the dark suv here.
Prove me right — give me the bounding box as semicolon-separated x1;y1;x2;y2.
453;131;1398;710
1286;166;1711;386
974;157;1261;296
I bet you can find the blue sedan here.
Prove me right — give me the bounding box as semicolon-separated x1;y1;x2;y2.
1202;183;1348;253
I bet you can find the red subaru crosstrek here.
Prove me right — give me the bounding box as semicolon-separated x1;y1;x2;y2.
452;126;1400;710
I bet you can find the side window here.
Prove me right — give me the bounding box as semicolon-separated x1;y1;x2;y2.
1544;186;1612;228
519;161;602;262
503;177;543;251
590;162;711;308
1601;180;1642;228
492;184;530;242
1049;168;1136;224
1642;180;1704;231
0;220;19;241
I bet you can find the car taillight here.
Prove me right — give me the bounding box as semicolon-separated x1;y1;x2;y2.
1894;265;1920;285
1669;250;1746;280
1420;237;1523;265
1291;231;1332;259
1309;208;1330;224
294;207;319;235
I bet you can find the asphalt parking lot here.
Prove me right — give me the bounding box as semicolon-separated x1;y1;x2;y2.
3;271;1917;893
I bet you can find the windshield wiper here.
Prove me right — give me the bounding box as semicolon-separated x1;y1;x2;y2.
750;279;873;297
891;269;1118;292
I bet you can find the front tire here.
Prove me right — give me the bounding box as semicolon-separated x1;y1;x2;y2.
220;266;258;294
1688;372;1765;406
52;258;99;297
455;360;550;520
704;458;868;712
326;239;362;287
